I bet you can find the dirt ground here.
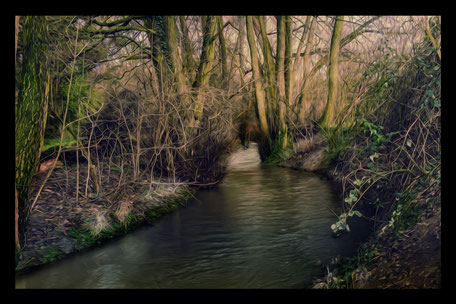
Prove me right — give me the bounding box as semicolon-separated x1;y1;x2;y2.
352;203;441;289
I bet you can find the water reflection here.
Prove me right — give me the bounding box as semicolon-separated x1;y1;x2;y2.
16;143;371;289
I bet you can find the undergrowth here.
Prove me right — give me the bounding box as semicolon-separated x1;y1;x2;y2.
315;21;441;288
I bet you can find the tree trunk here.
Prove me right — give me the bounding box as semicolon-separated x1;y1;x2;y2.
192;16;218;122
275;16;288;149
233;16;247;89
217;16;229;82
15;16;20;251
296;16;317;122
237;16;246;77
257;16;276;126
251;17;264;53
15;16;50;246
144;17;162;71
160;16;193;122
246;16;270;157
292;16;311;73
144;16;163;95
320;16;344;128
179;16;197;82
163;16;187;90
15;16;20;64
15;187;20;250
284;16;293;110
307;16;380;80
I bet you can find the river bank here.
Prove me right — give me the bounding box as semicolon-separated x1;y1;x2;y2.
283;132;441;289
15;165;193;274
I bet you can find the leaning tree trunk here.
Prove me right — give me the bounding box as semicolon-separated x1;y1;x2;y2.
320;16;344;129
15;16;50;247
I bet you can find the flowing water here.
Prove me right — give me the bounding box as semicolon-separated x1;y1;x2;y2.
15;143;372;289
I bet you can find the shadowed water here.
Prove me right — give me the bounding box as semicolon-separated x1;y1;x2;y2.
15;143;371;289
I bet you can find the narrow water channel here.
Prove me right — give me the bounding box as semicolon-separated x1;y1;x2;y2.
15;143;371;289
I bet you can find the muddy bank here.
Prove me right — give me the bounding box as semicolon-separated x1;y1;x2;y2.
351;203;441;289
282;134;327;172
15;166;193;274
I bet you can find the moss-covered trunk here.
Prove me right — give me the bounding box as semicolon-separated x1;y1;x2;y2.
15;16;50;246
275;16;288;150
320;16;344;128
284;16;293;116
246;16;270;159
192;16;218;123
257;16;276;118
143;16;162;95
163;16;188;99
179;16;197;82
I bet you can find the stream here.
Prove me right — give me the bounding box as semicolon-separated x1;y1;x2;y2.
15;143;372;289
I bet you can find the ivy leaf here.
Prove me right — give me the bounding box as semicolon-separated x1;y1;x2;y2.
351;210;362;217
369;152;379;162
345;190;358;206
345;196;355;205
353;179;363;186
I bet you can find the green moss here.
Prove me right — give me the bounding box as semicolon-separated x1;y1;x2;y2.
263;135;293;165
42;137;77;152
16;185;194;273
68;188;193;251
43;248;64;263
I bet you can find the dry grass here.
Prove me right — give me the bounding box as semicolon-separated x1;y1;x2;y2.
114;200;133;226
85;213;111;236
293;134;325;155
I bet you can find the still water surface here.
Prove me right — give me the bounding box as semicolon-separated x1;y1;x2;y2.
15;143;371;288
